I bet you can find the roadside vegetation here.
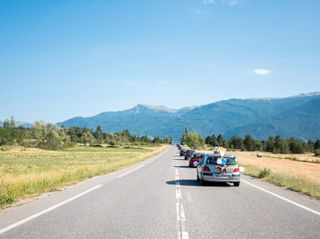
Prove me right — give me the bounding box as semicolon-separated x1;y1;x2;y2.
242;164;320;199
180;129;320;156
0;117;171;208
0;145;168;208
0;117;172;150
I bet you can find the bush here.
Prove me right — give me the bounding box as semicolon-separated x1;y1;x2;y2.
258;168;271;178
289;141;305;154
0;190;15;206
315;149;320;157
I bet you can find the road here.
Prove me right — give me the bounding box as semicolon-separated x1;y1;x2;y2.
0;146;320;239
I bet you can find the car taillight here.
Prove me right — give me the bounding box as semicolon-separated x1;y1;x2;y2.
233;168;240;173
203;166;211;172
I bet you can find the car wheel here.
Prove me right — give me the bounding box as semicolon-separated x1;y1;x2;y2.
233;181;240;187
200;176;207;186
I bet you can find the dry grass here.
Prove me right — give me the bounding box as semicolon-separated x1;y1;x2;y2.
0;145;168;208
236;151;320;184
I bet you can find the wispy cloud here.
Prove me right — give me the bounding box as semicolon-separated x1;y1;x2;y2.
224;0;239;6
253;68;272;76
190;7;207;15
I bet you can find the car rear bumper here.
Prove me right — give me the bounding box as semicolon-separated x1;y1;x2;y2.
202;173;240;182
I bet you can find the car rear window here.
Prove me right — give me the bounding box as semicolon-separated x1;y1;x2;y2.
206;156;219;165
226;157;237;165
206;156;237;165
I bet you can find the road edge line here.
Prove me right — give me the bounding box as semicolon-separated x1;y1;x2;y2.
0;184;103;235
241;179;320;216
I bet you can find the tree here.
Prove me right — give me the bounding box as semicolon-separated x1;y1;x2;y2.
288;139;304;154
181;130;204;149
314;140;320;150
163;136;172;144
81;131;96;146
217;134;228;148
265;137;275;152
243;135;256;151
273;136;289;154
95;126;104;144
228;136;243;150
152;136;162;144
3;116;16;128
205;134;218;147
40;129;62;150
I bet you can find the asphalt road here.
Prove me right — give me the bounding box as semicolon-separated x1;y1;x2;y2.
0;146;320;239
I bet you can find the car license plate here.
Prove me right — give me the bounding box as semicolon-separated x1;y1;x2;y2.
215;174;228;178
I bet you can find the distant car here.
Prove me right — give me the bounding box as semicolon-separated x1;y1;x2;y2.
180;148;187;156
184;149;195;160
189;153;205;167
196;154;240;186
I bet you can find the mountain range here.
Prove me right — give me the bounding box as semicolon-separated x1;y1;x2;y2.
57;92;320;140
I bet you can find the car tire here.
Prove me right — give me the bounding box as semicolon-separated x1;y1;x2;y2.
200;176;207;186
233;181;240;187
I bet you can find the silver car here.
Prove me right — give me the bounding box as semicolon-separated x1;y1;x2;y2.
196;154;240;186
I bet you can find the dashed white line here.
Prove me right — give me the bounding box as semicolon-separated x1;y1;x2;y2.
0;184;103;235
242;179;320;216
175;168;189;239
118;164;145;178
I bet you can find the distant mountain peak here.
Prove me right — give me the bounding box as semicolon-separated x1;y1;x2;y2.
297;92;320;97
248;91;320;101
57;91;320;140
131;104;177;113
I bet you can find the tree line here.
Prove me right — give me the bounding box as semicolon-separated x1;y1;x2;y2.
180;129;320;156
0;117;172;150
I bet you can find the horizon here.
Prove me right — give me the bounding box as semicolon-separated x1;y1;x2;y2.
1;0;320;122
1;91;319;124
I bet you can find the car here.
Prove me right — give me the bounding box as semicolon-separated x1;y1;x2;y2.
189;152;205;167
184;149;195;160
179;147;188;156
196;154;241;186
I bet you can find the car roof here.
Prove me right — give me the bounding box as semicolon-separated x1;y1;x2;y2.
204;153;236;158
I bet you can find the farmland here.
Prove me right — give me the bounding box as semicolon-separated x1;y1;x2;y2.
0;145;168;208
236;151;320;199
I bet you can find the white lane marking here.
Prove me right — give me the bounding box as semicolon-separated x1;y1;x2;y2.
242;179;320;216
118;164;145;178
175;168;189;239
0;184;103;235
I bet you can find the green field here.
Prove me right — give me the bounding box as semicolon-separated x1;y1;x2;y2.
0;145;167;208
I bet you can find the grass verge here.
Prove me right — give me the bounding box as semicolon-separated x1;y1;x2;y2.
242;164;320;200
0;145;168;208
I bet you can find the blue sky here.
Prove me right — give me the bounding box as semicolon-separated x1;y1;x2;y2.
1;0;319;122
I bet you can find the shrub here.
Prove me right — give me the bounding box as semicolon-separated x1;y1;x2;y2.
315;149;320;157
258;168;271;178
289;140;305;154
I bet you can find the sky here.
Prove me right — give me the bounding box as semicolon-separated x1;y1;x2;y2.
0;0;319;123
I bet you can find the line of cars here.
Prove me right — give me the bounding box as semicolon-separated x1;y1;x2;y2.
176;144;243;187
